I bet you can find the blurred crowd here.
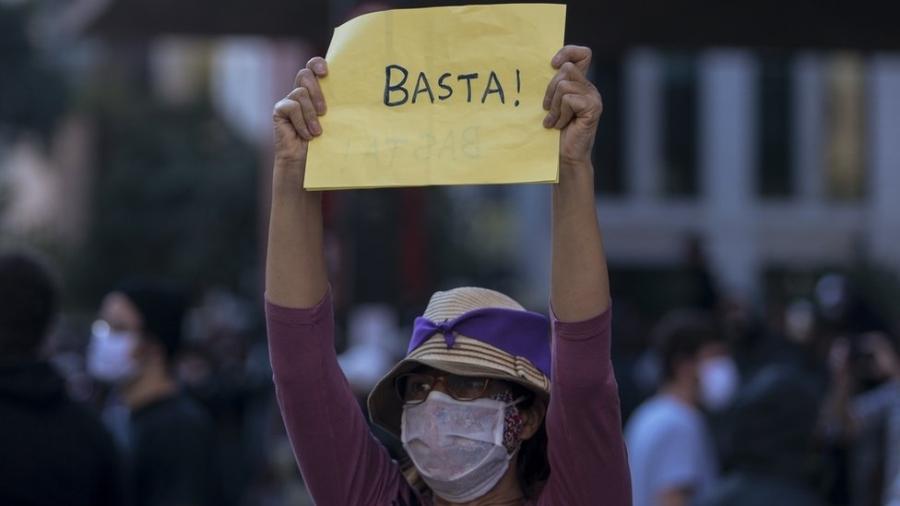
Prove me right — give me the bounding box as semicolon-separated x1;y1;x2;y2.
0;251;309;506
2;2;900;504
616;264;900;506
1;242;899;506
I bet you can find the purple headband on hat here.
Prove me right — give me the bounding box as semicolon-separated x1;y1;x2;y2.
408;307;551;378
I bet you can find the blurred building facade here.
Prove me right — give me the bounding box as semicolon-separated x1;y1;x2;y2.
4;0;900;309
516;50;900;303
196;39;900;307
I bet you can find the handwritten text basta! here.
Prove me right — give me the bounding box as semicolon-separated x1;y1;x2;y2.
383;65;522;107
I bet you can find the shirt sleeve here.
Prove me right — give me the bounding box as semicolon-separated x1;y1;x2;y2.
266;290;420;506
538;306;632;506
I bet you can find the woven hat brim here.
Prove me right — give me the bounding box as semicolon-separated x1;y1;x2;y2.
367;337;550;437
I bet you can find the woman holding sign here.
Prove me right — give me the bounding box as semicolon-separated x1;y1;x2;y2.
266;45;631;506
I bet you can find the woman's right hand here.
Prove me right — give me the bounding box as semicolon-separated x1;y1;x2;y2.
272;57;329;182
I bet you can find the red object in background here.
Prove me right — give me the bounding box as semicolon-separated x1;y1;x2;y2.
398;188;428;305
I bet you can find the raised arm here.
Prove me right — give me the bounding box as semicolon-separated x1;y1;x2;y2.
266;57;329;308
264;58;415;505
545;46;610;321
540;46;632;506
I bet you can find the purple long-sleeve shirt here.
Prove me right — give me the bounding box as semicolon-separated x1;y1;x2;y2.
266;290;631;506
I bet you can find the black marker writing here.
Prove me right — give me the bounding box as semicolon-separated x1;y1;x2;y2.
437;72;453;100
384;64;409;106
382;66;522;107
412;72;434;104
515;69;520;107
456;73;479;103
481;70;504;104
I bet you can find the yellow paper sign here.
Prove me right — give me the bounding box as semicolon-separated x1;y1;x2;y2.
304;3;566;190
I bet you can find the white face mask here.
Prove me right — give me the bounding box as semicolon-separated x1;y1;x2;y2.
699;356;739;411
401;391;522;503
86;320;141;383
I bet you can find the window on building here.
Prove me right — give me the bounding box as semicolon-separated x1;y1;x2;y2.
592;59;625;196
661;53;699;197
757;54;794;197
824;52;866;201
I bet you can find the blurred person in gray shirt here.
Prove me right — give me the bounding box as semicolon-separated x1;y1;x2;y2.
826;332;900;506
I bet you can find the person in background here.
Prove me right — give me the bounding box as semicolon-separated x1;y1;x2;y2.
0;251;126;506
696;365;824;506
626;310;738;506
825;332;900;506
337;304;404;459
87;280;220;506
889;472;900;506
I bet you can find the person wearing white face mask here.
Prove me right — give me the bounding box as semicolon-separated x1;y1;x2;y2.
265;44;631;506
87;281;220;506
626;310;739;506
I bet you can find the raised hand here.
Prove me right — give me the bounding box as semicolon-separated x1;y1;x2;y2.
272;57;328;180
542;45;603;171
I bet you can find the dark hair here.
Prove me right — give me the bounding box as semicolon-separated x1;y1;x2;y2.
516;412;549;498
0;252;59;358
653;309;722;381
115;279;187;360
505;382;549;498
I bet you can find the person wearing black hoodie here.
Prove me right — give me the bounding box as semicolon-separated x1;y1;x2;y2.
0;252;126;506
696;365;825;506
87;279;221;506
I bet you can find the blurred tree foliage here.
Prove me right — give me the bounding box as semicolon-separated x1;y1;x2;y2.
69;90;260;307
0;4;67;141
0;4;259;307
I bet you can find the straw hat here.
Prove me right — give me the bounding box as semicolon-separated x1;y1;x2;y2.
368;286;551;437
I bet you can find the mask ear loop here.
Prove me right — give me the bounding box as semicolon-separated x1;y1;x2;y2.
507;395;528;407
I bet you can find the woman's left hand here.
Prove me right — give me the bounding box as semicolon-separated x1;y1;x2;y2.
543;45;603;172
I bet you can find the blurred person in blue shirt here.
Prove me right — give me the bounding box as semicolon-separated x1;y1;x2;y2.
626;310;739;506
